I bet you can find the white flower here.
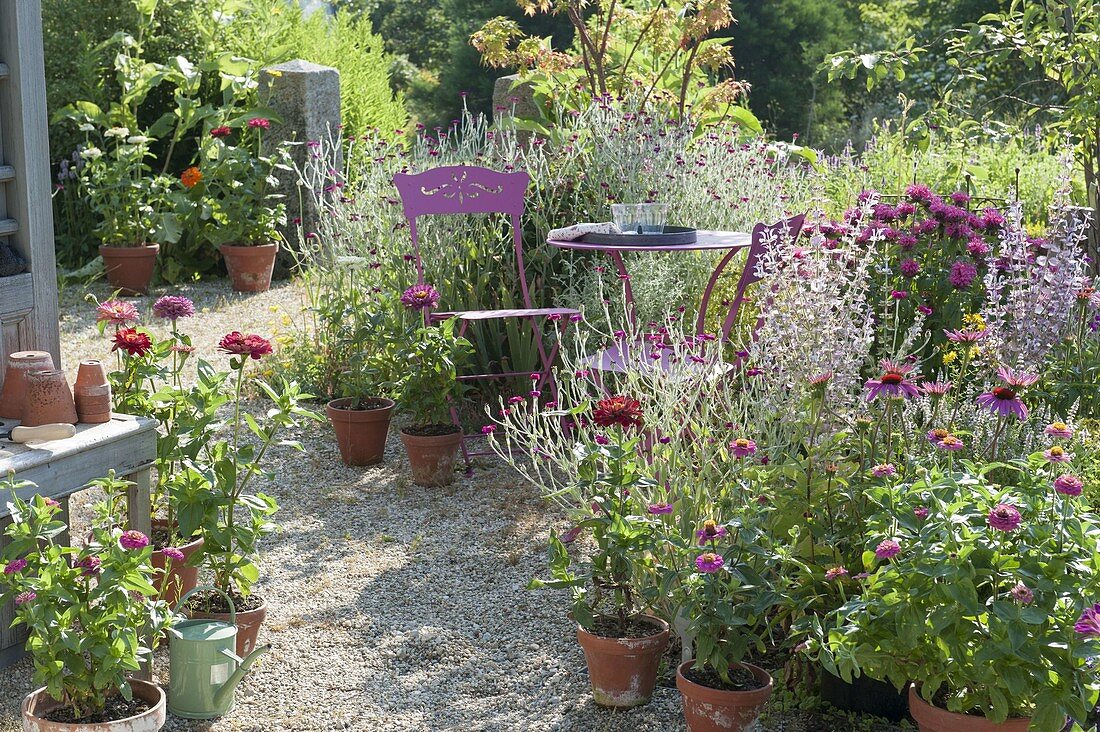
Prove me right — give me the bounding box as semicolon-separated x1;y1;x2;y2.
78;123;95;132
105;127;130;139
335;255;368;268
126;135;152;145
80;146;103;160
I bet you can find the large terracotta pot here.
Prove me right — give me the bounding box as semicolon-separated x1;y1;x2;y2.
576;616;669;708
326;397;395;466
219;243;277;293
150;520;203;608
908;686;1032;732
74;360;112;424
189;595;268;657
22;369;77;427
819;665;908;721
676;660;773;732
21;678;166;731
399;428;464;487
100;245;158;297
0;351;54;420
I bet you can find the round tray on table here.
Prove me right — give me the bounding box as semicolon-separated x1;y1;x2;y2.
578;226;697;246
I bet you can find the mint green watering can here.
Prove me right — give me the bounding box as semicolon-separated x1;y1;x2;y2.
167;586;271;719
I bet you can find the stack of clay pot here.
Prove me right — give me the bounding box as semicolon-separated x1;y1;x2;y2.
0;351;56;421
73;360;112;423
0;351;108;427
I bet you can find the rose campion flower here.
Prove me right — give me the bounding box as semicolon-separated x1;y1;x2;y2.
1009;582;1034;605
648;503;673;515
480;425;496;435
1054;474;1084;497
875;540;901;560
119;530;150;550
3;558;27;574
695;552;724;573
96;299;139;326
112;328;153;357
987;504;1022;532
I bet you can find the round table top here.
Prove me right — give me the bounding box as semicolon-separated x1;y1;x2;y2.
547;229;751;253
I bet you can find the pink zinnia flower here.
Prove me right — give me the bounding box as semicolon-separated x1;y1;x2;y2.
695;553;724;573
729;438;757;459
153;295;195;321
218;332;273;360
987;504;1022;532
3;558;27;574
914;506;930;520
161;547;185;563
1009;582;1033;605
926;428;950;444
119;530;150;550
936;434;965;452
247;118;271;129
1045;422;1073;439
1054;474;1083;497
14;591;35;606
76;555;101;576
825;566;848;581
696;519;727;544
875;540;901;560
1043;446;1073;464
864;360;922;401
210;125;232;138
871;463;896;478
648;503;673;515
96;299;139;326
400;284;441;310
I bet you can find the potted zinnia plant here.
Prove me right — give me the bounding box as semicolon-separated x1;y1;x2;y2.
528;394;670;708
0;474;173;731
816;456;1100;732
187;118;287;292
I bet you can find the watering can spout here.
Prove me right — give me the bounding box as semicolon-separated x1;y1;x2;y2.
213;643;271;710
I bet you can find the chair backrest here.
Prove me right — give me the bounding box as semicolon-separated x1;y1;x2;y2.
716;214;805;342
392;166;534;308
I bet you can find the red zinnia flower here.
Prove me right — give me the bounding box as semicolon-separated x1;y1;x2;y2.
112;328;152;357
218;332;273;360
210;126;232;138
592;395;643;429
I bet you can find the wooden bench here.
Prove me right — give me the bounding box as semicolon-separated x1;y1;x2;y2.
0;413;156;667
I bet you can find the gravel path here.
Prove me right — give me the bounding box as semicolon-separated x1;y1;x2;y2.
0;279;907;731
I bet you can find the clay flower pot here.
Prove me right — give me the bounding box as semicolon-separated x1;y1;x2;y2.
908;686;1032;732
219;243;277;293
21;678;166;731
100;244;158;296
21;369;77;427
326;397;395;466
189;596;268;657
74;360;112;424
0;351;54;419
150;520;203;608
576;616;669;708
399;427;464;487
676;660;773;732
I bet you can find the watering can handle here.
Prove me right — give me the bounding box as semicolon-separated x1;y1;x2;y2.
174;585;236;626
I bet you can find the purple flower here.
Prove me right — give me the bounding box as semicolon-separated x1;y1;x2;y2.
480;425;496;435
967;239;992;257
890;289;908;300
976;368;1037;422
950;191;971;205
949;260;978;289
864;360;922;401
152;295;195;321
1009;582;1034;605
936;434;965;451
3;558;27;574
1054;474;1083;497
921;381;952;397
943;328;985;343
400;284;441;310
77;555;101;576
96;299;140;326
871;463;896;478
905;184;936;204
875;540;901;560
899;258;921;278
696;519;728;544
825;566;848;581
1045;422;1073;439
559;525;583;544
119;530;150;551
594;434;610;446
648;503;673;515
729;438;757;459
1075;603;1100;637
14;591;35;606
247;118;271;129
918;305;933;316
1043;446;1073;464
161;547;185;563
695;552;724;573
914;506;930;520
988;504;1022;532
927;428;950;444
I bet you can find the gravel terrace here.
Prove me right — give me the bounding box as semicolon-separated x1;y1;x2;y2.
0;280;907;732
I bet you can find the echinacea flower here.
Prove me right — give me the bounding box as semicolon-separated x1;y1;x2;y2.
936;434;965;451
153;295;195;321
648;503;673;515
875;540;901;560
14;591;35;606
1009;582;1034;605
808;372;832;391
825;566;848;581
729;438;757;459
218;332;273;360
119;530;150;550
3;558;27;574
161;547;185;563
76;555;101;576
987;504;1022;532
1054;474;1084;497
1075;603;1100;637
871;463;896;478
592;395;643;429
976;367;1038;421
921;381;952;397
112;328;152;357
943;328;985;343
180;166;202;189
695;553;724;573
864;360;922;401
96;299;139;326
1043;446;1073;464
400;284;441;311
1046;422;1074;439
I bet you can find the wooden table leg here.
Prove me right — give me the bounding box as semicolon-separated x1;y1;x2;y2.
125;468;152;536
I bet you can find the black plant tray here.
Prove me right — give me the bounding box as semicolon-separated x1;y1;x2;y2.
579;226;697;246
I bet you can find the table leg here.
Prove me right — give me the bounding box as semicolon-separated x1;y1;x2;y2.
125;468;152;536
609;251;637;329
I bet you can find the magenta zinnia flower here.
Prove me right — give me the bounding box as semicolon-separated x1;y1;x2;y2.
161;547;186;563
592;396;643;429
695;552;724;573
1076;604;1100;637
936;434;965;451
825;566;848;581
875;540;901;560
153;295;195;321
648;503;673;515
1043;446;1073;464
864;360;922;401
247;117;271;129
1054;474;1084;497
1009;582;1034;605
218;332;273;360
987;504;1022;532
119;530;150;550
729;438;757;459
400;284;441;310
76;555;102;576
14;591;35;606
871;463;896;478
96;299;139;326
696;519;728;544
1045;422;1073;439
914;506;930;520
3;558;27;574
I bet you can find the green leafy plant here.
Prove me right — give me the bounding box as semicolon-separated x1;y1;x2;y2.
393;314;473;430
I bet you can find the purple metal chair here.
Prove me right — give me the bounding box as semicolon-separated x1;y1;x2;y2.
585;214;805;375
392;165;580;463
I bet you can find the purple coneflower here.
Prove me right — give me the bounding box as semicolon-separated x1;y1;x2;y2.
825;566;848;581
1045;422;1073;439
864;360;922;401
987;504;1022;532
1009;582;1033;605
875;540;901;560
976;367;1038;421
695;553;724;573
400;284;441;310
1054;474;1083;497
921;381;952;397
943;328;985;343
152;295;195;321
729;438;757;459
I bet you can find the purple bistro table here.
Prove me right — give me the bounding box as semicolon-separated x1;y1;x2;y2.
548;229;752;334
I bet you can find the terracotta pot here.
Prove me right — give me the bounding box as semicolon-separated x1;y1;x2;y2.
326;397;395;466
908;686;1032;732
150;520;203;608
219;243;277;293
399;428;464;487
22;370;77;427
189;596;268;657
21;678;166;731
74;360;112;424
576;616;669;708
676;660;773;732
0;351;55;419
100;245;158;296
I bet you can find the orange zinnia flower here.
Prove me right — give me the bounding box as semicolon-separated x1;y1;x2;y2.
180;166;202;189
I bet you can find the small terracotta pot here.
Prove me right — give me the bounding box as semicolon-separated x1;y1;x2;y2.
0;351;54;419
74;360;112;424
150;520;203;608
908;686;1032;732
219;243;277;293
21;369;77;427
21;678;166;731
326;397;395;466
676;660;773;732
100;244;158;296
189;596;268;657
399;428;464;487
576;616;669;708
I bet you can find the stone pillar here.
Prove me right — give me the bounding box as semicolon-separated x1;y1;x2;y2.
492;74;539;145
258;59;341;274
